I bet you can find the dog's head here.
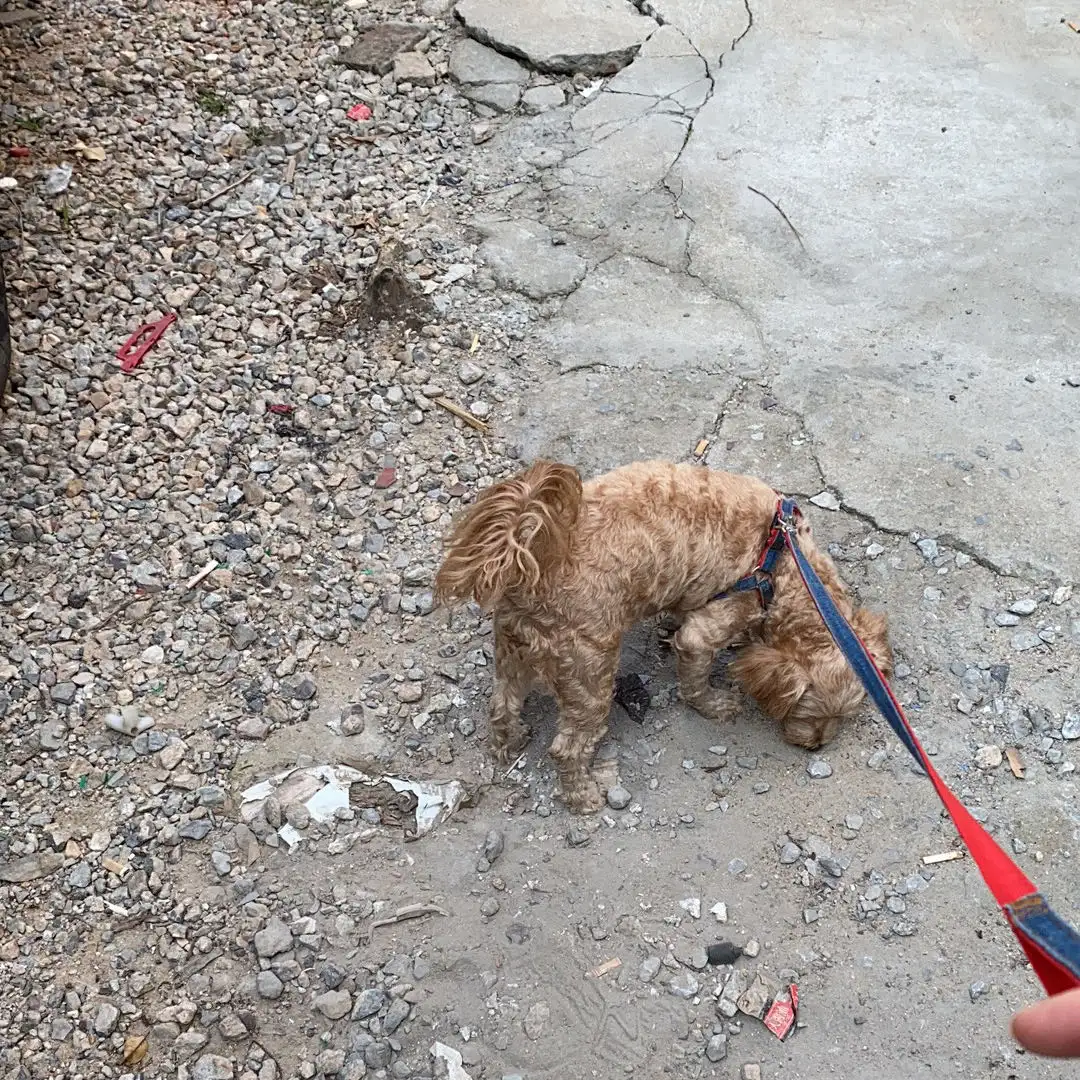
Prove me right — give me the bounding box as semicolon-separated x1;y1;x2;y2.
730;608;892;750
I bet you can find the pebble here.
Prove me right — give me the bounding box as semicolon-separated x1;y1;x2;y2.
969;980;989;1002
254;918;293;958
668;971;700;998
742;1065;762;1080
192;1056;235;1080
1009;597;1038;615
606;785;632;810
93;1002;120;1035
807;759;833;779
1011;630;1041;652
710;901;729;923
1062;714;1080;740
313;989;352;1020
639;956;661;982
679;897;701;919
779;841;801;865
975;745;1003;770
352;988;388;1019
706;1034;728;1062
256;971;284;1000
728;858;748;875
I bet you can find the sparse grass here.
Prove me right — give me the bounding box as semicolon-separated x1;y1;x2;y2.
197;89;230;116
15;117;42;132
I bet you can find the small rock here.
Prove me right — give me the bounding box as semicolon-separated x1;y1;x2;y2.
50;682;77;705
709;901;728;923
807;759;833;779
1009;597;1038;616
93;1003;119;1035
192;1056;235;1080
256;971;284;1000
313;989;352;1020
779;841;801;865
969;980;989;1002
706;1034;728;1062
0;852;64;884
606;785;632;810
743;939;760;958
803;907;821;924
679;897;701;919
393;51;436;86
742;1066;762;1080
639;956;661;982
458;359;485;384
315;1049;347;1076
706;942;742;966
975;745;1003;770
668;971;700;998
523;1000;550;1040
916;537;939;559
567;826;590;847
352;988;388;1020
1061;714;1080;740
480;897;501;917
1011;630;1041;652
383;998;411;1034
483;829;505;864
254;917;293;958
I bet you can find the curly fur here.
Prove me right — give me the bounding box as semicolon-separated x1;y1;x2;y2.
435;459;893;812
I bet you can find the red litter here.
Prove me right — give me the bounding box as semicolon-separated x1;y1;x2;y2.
763;983;798;1040
116;313;176;372
374;467;396;489
268;403;294;415
347;103;373;121
9;147;30;158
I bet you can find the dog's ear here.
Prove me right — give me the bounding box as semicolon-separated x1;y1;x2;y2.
852;608;892;678
729;644;810;721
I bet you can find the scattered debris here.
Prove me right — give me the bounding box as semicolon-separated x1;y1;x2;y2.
240;764;466;844
117;312;176;372
430;1040;473;1080
922;851;963;865
613;672;650;723
763;983;799;1040
362;902;449;944
185;558;219;590
809;491;841;511
433;395;491;433
694;437;710;457
42;163;72;195
121;1034;149;1067
679;897;701;919
707;941;743;966
1006;747;1026;779
710;901;729;923
104;705;155;736
346;102;373;121
588;957;622;978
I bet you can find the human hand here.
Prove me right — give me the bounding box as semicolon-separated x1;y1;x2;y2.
1012;987;1080;1057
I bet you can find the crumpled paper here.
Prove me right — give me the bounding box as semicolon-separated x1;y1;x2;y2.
239;764;465;848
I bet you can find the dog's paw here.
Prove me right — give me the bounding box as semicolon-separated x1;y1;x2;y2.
562;777;606;814
489;721;530;764
683;690;739;723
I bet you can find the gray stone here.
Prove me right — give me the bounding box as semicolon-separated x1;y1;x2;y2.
192;1056;235;1080
460;82;523;113
449;38;528;85
393;52;436;87
606;785;632;810
1061;713;1080;740
639;956;661;982
779;841;801;864
50;681;77;705
383;998;411;1034
316;1049;347;1076
706;1033;728;1062
339;23;426;74
352;987;388;1020
0;852;64;884
1011;630;1041;652
93;1002;119;1035
364;1041;392;1069
807;759;833;779
476;219;586;299
254;917;293;958
1009;597;1038;615
521;84;566;113
256;971;284;1000
455;0;654;76
231;623;257;649
668;971;700;998
314;989;352;1020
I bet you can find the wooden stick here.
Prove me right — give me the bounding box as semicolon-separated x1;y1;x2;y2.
193;169;255;209
433;396;491;434
922;850;964;865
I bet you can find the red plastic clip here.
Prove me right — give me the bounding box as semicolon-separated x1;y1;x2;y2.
117;313;176;372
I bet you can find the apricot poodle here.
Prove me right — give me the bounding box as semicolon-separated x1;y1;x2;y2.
435;460;892;812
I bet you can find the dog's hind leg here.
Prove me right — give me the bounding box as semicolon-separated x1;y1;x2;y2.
548;642;618;813
488;620;534;764
674;598;758;721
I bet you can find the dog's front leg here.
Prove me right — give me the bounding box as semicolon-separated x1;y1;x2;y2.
674;601;757;721
488;620;532;764
549;646;617;813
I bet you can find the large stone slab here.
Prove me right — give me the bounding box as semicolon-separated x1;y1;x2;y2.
475;220;588;300
455;0;656;76
449;38;529;113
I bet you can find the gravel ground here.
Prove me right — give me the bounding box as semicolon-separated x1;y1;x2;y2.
3;3;1080;1080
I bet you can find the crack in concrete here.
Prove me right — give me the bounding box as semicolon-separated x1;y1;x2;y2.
733;0;754;49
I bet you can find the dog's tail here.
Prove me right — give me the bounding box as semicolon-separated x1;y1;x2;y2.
434;460;583;609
